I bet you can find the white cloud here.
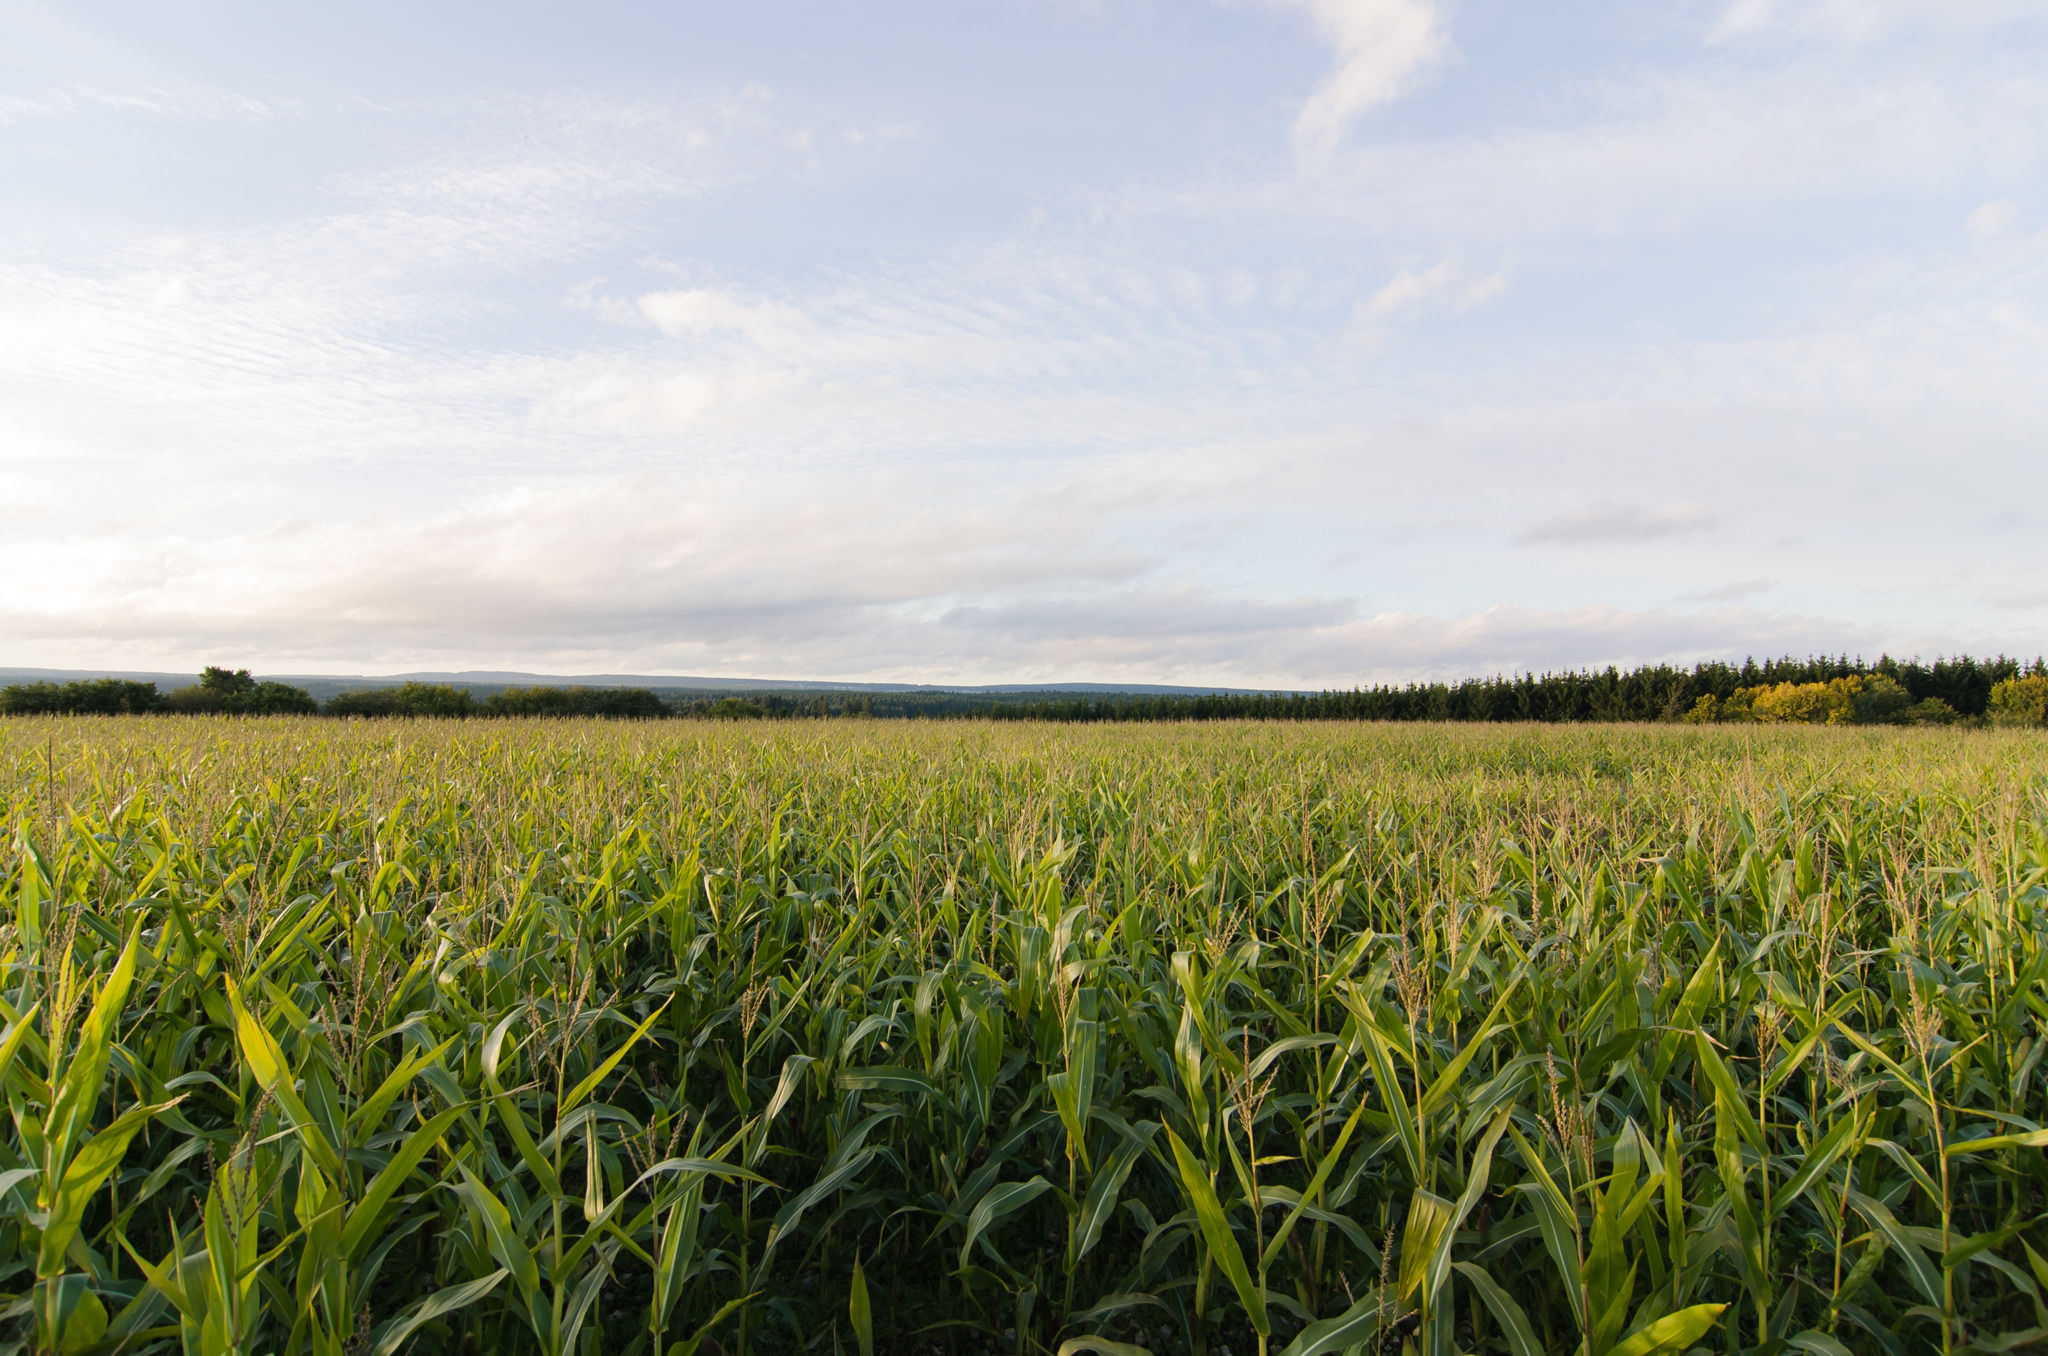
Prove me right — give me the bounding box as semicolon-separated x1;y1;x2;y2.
1358;258;1460;320
637;289;816;345
1349;258;1506;346
1265;0;1447;161
1968;199;2019;241
1711;0;2043;43
1458;271;1508;308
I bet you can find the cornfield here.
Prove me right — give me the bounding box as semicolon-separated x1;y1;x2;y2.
3;717;2046;1355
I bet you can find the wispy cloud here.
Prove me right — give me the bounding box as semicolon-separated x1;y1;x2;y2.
1350;258;1507;345
1968;199;2020;241
1264;0;1446;161
1358;258;1460;320
1678;577;1774;604
0;84;298;126
1710;0;2044;44
1514;502;1719;547
1152;64;2048;239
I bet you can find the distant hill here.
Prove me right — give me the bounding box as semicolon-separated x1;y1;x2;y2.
0;666;1291;703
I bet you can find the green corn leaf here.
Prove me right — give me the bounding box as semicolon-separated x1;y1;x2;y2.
452;1169;540;1301
1943;1126;2048;1157
836;1065;941;1098
1418;968;1525;1119
653;1179;705;1326
1774;1110;1863;1215
850;1252;874;1356
1277;1288;1391;1356
0;1166;36;1204
224;974;342;1179
1163;1126;1268;1337
1513;1174;1587;1330
1397;1188;1452;1305
1453;1261;1543;1356
628;1155;767;1191
52;1282;109;1355
1356;1013;1423;1184
1172;1001;1209;1135
559;1247;616;1356
1712;1084;1765;1295
763;1053;816;1127
1604;1303;1727;1356
46;927;141;1166
371;1269;508;1356
1692;1032;1763;1151
1065;1292;1167;1327
1847;1188;1941;1307
1261;1094;1368;1273
37;1101;165;1277
669;1291;760;1356
2026;1241;2048;1292
341;1105;465;1261
1249;1033;1338;1082
0;1002;41;1092
1652;940;1721;1081
560;1000;669;1116
349;1035;456;1137
1075;1127;1154;1268
958;1175;1055;1270
763;1148;878;1267
479;1015;563;1199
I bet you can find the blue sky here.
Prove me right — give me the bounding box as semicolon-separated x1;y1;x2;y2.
4;0;2045;684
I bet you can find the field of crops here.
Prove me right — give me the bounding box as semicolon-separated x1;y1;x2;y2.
2;718;2046;1355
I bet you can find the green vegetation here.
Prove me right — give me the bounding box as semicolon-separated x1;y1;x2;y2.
0;680;165;716
0;670;317;718
161;668;320;717
988;655;2042;725
8;654;2044;724
2;674;664;721
324;683;671;719
322;681;478;718
1989;676;2048;729
3;718;2046;1354
1681;674;1961;726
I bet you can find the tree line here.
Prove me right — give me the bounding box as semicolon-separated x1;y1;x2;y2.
4;655;2046;725
971;655;2048;726
0;667;318;716
323;682;668;719
0;670;665;719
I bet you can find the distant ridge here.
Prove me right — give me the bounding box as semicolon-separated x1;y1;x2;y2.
0;666;1291;702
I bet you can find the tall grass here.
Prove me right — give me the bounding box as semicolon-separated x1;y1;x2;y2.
2;718;2045;1354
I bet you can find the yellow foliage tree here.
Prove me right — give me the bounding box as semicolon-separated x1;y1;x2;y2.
1747;676;1865;725
1988;674;2048;728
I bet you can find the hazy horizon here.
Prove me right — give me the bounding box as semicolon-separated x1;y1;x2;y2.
6;1;2045;686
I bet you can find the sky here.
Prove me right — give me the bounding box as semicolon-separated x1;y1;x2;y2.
3;0;2045;686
